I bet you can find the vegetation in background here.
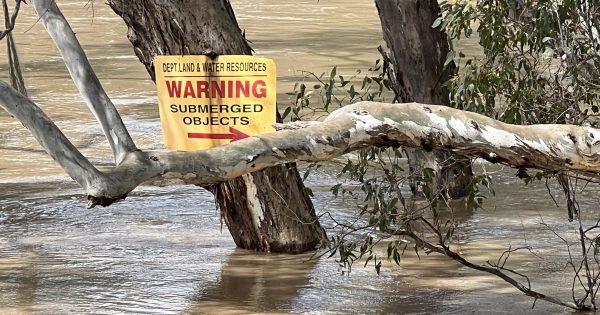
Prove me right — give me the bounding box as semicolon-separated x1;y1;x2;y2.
286;0;600;310
440;0;600;126
438;1;600;309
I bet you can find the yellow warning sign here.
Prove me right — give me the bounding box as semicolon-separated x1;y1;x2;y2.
154;55;276;151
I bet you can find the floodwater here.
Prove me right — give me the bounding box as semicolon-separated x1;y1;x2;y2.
0;1;592;314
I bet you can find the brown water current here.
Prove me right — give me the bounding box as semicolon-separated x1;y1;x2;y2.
0;1;593;314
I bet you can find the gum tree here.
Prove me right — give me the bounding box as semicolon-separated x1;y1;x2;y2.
3;0;600;309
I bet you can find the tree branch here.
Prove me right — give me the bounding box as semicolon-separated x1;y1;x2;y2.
96;102;600;202
0;81;108;190
0;0;21;41
385;226;583;310
3;0;27;95
3;98;600;207
30;0;136;165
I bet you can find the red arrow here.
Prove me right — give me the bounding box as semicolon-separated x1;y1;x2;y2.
188;127;249;142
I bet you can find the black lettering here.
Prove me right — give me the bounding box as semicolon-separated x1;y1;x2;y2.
254;104;264;112
240;117;250;125
198;105;210;113
183;117;193;125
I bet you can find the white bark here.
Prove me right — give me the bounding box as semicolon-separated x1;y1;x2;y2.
31;0;136;165
2;75;599;207
0;81;109;188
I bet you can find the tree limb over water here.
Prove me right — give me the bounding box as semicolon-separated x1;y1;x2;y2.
24;0;325;253
1;78;599;208
2;0;599;309
32;0;137;165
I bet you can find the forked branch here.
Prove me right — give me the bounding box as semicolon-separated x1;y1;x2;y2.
30;0;136;165
0;81;107;187
2;0;27;95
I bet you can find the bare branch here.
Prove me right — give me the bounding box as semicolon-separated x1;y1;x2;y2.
0;81;107;189
0;0;22;41
30;0;136;165
3;0;27;95
385;225;583;310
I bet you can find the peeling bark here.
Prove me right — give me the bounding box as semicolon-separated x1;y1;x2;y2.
212;165;325;253
107;0;325;253
3;84;599;207
7;0;600;255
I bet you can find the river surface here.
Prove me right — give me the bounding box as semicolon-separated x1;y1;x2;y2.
0;1;592;314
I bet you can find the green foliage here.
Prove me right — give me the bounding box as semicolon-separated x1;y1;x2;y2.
465;173;495;209
292;61;497;275
302;4;600;309
282;60;391;122
439;0;600;126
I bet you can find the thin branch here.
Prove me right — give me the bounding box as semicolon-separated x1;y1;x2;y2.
3;0;27;95
30;0;137;165
544;178;560;208
578;215;595;307
0;0;22;41
385;226;585;310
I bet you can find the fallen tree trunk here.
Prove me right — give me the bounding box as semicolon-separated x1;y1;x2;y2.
1;81;598;203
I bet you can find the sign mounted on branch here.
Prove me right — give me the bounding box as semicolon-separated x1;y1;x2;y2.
155;55;276;151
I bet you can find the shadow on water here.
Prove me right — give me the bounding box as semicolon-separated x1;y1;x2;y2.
0;171;585;314
187;250;318;314
0;183;236;314
0;0;597;313
185;249;459;315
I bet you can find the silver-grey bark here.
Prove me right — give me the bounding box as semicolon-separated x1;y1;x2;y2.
1;77;599;206
31;0;137;165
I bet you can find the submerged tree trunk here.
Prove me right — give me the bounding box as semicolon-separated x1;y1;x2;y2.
108;0;325;253
375;0;472;198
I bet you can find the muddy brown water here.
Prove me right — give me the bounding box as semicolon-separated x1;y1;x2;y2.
0;1;590;314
